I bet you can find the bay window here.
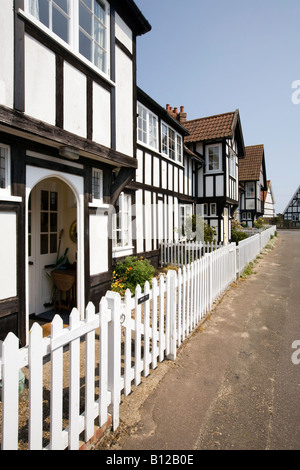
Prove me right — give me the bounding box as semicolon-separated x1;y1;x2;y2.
246;182;255;198
79;0;107;72
26;0;109;75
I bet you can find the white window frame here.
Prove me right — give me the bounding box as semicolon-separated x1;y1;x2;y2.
179;204;193;239
91;168;103;202
0;144;11;198
113;193;132;251
229;151;236;178
24;0;110;77
161;121;183;164
137;103;158;150
205;143;222;173
246;182;255;198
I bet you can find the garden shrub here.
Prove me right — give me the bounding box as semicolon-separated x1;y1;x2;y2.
111;256;155;296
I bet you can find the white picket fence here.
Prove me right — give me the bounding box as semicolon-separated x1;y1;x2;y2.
160;239;223;267
0;227;276;450
237;225;276;275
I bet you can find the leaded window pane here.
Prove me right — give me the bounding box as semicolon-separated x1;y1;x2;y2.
0;148;6;189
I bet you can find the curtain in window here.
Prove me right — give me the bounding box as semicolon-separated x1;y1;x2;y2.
29;0;40;18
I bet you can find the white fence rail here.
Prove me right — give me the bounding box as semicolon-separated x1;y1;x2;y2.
160;240;223;267
0;228;276;450
237;225;276;275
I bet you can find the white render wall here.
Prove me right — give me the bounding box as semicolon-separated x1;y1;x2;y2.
93;82;111;147
89;212;109;275
0;0;14;108
0;212;17;300
115;13;133;53
115;47;133;157
64;62;87;138
25;35;56;125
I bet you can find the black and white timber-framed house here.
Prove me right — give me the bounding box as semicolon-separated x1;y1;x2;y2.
262;180;275;221
238;144;267;227
116;89;203;268
282;185;300;227
0;0;151;345
183;110;245;244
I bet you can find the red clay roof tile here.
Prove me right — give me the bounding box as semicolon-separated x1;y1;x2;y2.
239;144;264;181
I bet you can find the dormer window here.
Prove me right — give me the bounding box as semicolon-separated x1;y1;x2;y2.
26;0;109;75
205;144;222;173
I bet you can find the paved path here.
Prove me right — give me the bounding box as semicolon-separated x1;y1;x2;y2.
97;231;300;451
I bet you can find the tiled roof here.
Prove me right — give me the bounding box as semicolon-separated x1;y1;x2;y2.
239;145;264;181
184;111;237;143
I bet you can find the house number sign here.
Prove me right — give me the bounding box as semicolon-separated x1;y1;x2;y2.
138;294;150;305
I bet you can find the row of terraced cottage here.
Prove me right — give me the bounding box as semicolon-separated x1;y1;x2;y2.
0;0;275;346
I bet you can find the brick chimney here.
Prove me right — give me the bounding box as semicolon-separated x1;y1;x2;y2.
178;106;187;124
166;104;187;123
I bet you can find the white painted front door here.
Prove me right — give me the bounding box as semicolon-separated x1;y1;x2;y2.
29;180;61;315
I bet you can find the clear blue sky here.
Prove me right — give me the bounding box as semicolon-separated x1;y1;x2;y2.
134;0;300;214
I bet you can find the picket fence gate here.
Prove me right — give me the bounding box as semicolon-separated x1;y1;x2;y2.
0;227;276;450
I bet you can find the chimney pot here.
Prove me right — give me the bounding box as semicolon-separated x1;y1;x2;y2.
180;106;185;113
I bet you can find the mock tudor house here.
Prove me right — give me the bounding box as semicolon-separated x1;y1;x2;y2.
238;144;267;227
282;185;300;226
183;110;245;244
262;180;275;220
0;0;151;345
112;90;203;268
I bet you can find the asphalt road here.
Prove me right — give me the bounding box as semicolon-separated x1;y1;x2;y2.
98;230;300;451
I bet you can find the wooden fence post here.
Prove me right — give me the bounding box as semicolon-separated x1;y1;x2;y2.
29;323;43;450
105;291;122;431
1;333;20;450
167;270;177;361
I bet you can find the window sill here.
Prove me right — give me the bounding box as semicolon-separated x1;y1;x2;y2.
112;246;134;258
89;201;110;209
204;170;223;175
0;194;22;203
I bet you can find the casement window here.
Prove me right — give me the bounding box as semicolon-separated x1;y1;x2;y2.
137;103;158;150
0;144;10;196
179;204;193;237
161;121;183;164
229;152;236;178
206;144;222;172
203;203;208;216
210;203;217;216
26;0;109;75
113;193;132;250
246;182;255;198
92;168;103;202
